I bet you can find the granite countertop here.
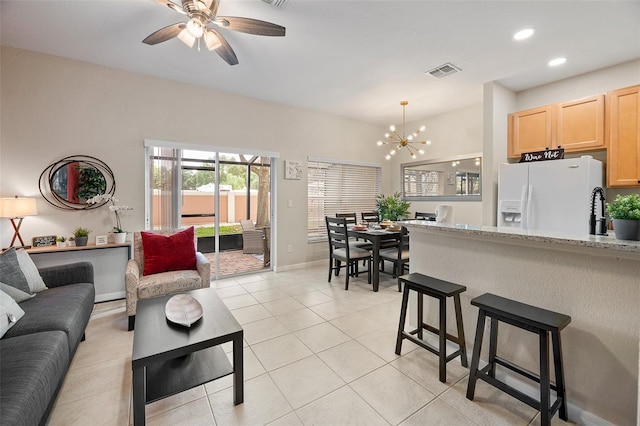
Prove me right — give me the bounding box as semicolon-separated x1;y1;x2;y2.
402;220;640;256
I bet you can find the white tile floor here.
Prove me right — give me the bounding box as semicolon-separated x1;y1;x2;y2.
48;263;574;425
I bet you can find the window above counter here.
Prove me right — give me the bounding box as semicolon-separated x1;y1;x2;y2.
402;153;482;201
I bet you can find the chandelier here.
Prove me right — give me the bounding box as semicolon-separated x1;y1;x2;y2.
377;101;431;160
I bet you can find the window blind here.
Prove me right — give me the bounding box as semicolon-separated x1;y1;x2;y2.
308;159;381;240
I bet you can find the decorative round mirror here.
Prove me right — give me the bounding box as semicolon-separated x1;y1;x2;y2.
39;155;116;210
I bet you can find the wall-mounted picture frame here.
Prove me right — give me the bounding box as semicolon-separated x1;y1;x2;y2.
285;160;302;180
95;235;108;245
32;235;57;247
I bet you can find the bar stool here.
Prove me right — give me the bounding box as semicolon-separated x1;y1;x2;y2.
466;293;571;426
395;273;468;383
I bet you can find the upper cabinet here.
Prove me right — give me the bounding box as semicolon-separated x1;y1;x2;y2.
557;95;604;151
606;85;640;188
508;105;554;158
508;95;605;159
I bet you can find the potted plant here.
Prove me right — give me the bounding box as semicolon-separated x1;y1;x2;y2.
607;193;640;241
73;227;91;246
68;236;76;247
56;236;66;248
376;192;411;221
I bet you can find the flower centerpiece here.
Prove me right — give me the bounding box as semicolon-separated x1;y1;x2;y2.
606;193;640;241
87;194;133;243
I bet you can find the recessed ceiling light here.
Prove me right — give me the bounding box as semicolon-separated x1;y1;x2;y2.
513;28;534;41
548;57;567;67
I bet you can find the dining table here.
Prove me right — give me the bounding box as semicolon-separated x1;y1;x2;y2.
347;227;403;292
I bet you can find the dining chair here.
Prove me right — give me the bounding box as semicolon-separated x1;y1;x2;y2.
336;213;371;250
379;227;409;291
415;212;437;221
326;216;371;290
361;212;380;223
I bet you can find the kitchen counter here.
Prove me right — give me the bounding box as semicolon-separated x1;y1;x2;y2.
402;220;640;260
403;220;640;425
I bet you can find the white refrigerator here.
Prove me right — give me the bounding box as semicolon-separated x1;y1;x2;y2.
497;157;603;235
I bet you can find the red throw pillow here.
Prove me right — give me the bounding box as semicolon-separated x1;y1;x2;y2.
141;227;197;276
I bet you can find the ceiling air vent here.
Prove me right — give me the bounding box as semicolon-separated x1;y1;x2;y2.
426;63;461;78
262;0;289;9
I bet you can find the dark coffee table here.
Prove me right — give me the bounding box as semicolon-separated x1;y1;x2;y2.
132;288;243;425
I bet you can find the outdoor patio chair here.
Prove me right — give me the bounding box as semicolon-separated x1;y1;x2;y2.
240;220;265;254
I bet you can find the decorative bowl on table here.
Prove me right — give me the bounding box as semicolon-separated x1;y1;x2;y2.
388;225;402;232
352;225;367;231
165;294;203;327
380;220;393;229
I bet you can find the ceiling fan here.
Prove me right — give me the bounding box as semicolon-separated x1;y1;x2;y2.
143;0;286;66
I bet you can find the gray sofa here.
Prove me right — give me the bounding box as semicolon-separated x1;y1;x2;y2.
0;262;95;426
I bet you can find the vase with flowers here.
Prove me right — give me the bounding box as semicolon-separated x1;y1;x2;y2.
87;194;133;243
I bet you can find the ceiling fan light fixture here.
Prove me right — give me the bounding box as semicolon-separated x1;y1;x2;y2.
204;30;222;50
177;29;197;47
186;18;205;38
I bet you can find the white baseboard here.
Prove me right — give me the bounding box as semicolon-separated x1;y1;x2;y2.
94;291;125;303
274;259;325;272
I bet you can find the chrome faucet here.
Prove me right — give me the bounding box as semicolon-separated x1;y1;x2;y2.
589;187;607;235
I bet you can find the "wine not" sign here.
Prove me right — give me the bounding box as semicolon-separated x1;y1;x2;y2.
519;148;565;163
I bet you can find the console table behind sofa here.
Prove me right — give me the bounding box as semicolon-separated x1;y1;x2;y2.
28;243;131;302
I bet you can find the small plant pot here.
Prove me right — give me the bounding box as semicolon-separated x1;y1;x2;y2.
75;236;89;246
56;242;66;248
612;219;640;241
113;232;127;244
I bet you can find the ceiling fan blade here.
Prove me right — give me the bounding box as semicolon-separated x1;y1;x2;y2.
203;29;222;51
143;23;186;45
207;28;238;65
152;0;186;15
177;28;197;48
261;0;289;9
215;16;285;36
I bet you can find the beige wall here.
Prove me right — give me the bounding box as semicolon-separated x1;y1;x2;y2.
2;47;638;269
0;47;390;267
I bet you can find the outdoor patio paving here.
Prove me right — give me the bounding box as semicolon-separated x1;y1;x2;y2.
205;250;268;277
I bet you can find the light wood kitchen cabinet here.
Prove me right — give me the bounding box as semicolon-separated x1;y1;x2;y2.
557;94;604;151
508;95;605;159
508;105;554;158
606;85;640;187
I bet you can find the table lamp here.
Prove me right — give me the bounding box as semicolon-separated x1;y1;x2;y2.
0;196;38;248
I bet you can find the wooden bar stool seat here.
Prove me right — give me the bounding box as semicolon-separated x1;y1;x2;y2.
395;273;468;383
466;293;571;426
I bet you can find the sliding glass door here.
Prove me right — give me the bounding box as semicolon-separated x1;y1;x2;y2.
145;144;274;279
